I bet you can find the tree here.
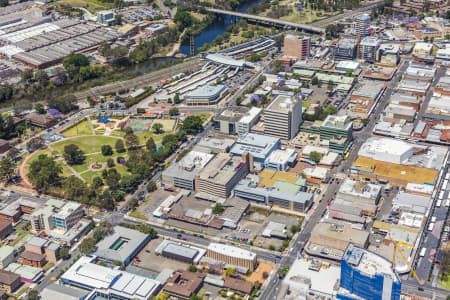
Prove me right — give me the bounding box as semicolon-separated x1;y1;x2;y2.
309;151;322;164
147;180;157;192
189;295;202;300
35;70;49;87
0;158;15;183
124;128;139;150
79;238;96;255
225;268;235;277
424;36;429;43
115;139;126;153
63;53;89;71
290;224;301;234
146;137;156;151
152;123;164;134
105;168;121;189
27;290;39;300
93;176;104;188
29;155;62;192
107;158;115;168
311;76;319;85
59;247;70;260
35;103;46;114
169;107;179;116
189;265;197;272
327;80;334;93
324;104;337;115
101;145;113;156
262;271;269;279
63;176;88;202
182;115;203;134
212;203;224;214
173;93;181;104
21;68;33;83
63;144;85;165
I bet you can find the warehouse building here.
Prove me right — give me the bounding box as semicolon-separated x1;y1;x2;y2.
155;240;205;264
93;226;151;265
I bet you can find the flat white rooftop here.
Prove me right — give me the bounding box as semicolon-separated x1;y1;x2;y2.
208;243;256;260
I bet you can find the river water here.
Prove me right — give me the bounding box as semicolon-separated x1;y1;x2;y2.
179;0;263;56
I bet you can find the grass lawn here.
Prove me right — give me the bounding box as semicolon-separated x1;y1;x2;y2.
130;211;148;221
95;129;106;135
111;130;126;137
56;0;114;12
51;136;118;154
195;112;212;123
61;119;92;137
438;273;450;290
136;131;167;145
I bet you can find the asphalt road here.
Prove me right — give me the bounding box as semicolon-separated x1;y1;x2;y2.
261;59;409;300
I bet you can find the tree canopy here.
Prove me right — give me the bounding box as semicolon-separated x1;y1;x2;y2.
63;144;86;165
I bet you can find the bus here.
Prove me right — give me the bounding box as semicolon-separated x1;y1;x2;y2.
428;223;435;231
432;216;436;223
420;248;427;257
439;191;444;200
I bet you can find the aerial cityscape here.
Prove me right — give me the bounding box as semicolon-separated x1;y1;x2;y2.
0;0;449;299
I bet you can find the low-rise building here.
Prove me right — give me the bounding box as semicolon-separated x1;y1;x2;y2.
5;263;43;283
376;44;400;67
413;42;433;56
397;80;430;96
93;226;151;265
337;178;381;206
404;64;436;82
207;243;257;271
184;84;227;105
155;240;205;264
20;251;46;268
0;220;12;240
349;81;385;117
0;246;16;269
25;236;60;263
214;106;249;135
163;270;205;299
264;148;297;171
237;107;262;136
0;270;21;293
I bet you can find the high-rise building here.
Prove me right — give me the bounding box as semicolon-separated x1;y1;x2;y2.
335;39;357;61
283;34;310;60
355;14;371;37
264;95;302;140
339;244;401;300
359;36;380;63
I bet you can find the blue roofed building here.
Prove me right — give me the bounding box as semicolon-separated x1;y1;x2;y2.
338;244;401;300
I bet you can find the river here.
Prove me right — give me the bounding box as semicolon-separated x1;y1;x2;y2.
179;0;263;56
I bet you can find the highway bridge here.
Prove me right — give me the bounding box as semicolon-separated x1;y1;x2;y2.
205;7;325;34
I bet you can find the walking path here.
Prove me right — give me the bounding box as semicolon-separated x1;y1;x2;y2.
87;116;95;135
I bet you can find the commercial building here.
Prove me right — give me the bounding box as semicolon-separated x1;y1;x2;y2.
339;244;401;300
214;106;249;135
162;151;214;190
5;263;43;283
184;84;227;105
283;34;310;60
301;115;353;154
41;283;89;300
0;220;12;240
0;246;16;269
392;192;431;214
264;95;302;140
237;107;262;136
155;240;205;264
234;171;312;212
207;243;257;271
382;104;416;123
358;137;446;169
338;178;381;205
413;42;433;56
335;39;357;60
264;148;297;171
25;236;61;263
349;81;385;117
328;202;366;224
93;226;151;264
390;93;421;112
307;221;369;261
376;44;400;67
195;153;250;200
0;270;21;293
0;197;42;223
31;199;83;233
195;137;235;153
350;156;438;187
61;256;161;299
404;64;436;82
359;36;379;63
284;259;341;300
97;10;115;25
20;251;46;268
163;270;205;299
355;14;371;37
230;133;280;164
397;80;430;97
